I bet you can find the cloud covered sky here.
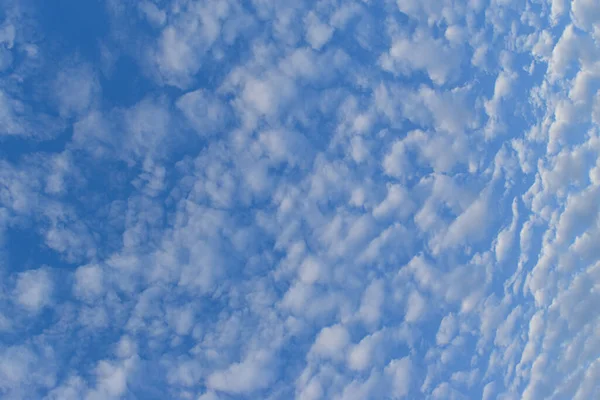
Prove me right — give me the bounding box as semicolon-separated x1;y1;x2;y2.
1;0;600;398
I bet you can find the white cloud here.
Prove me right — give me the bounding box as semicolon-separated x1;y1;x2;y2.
45;376;87;400
197;391;220;400
373;183;415;220
484;69;517;137
385;357;413;398
357;279;385;327
297;255;325;284
206;350;275;394
550;0;568;24
0;344;56;395
0;313;11;332
0;346;37;390
347;330;384;371
166;305;195;336
153;4;223;88
138;1;166;27
383;139;413;179
494;198;519;263
405;290;427;323
116;336;137;359
571;0;600;34
73;264;105;301
176;89;229;136
13;268;53;312
380;28;462;85
87;357;137;399
436;313;458;346
304;12;334;50
310;324;351;360
430;187;491;254
53;64;100;117
0;90;61;138
547;25;595;82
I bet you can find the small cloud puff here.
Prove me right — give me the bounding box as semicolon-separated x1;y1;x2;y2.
13;268;53;312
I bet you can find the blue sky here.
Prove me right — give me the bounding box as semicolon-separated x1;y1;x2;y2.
1;0;600;399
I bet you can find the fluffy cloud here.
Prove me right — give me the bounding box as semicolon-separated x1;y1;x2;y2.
13;268;53;312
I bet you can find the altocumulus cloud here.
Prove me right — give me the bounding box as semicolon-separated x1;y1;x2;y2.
0;0;599;399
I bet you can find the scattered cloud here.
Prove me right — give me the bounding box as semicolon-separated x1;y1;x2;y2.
1;0;599;398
